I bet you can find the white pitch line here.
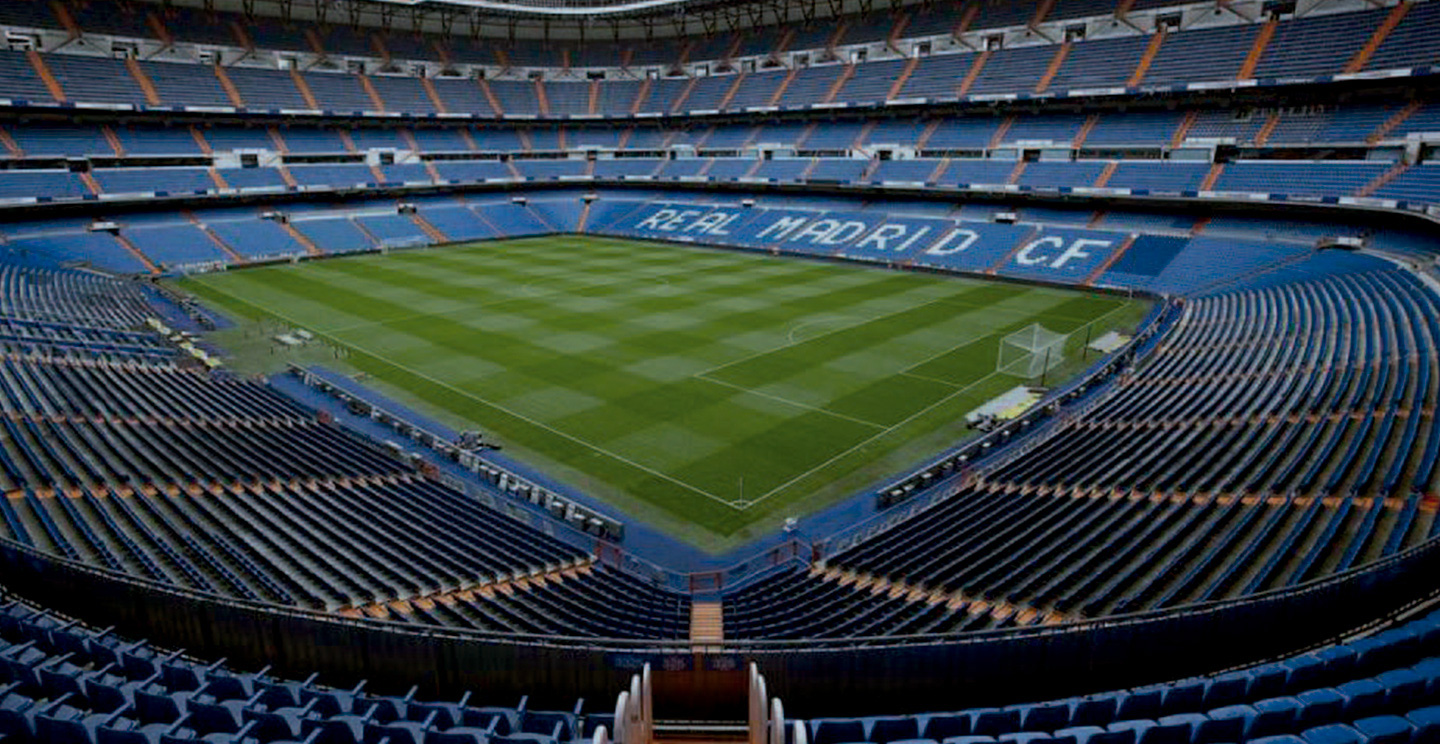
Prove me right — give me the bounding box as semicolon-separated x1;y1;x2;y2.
318;262;703;335
190;277;742;511
694;373;888;430
744;368;1009;508
744;297;1146;507
694;292;971;379
898;371;964;387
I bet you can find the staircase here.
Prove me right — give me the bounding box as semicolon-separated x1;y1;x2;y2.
0;129;23;158
267;126;290;154
768;67;801;106
717;73;748;110
1345;1;1410;73
213;65;245;107
411;213;449;243
101;126;125;157
357;74;387;111
887;57;921;100
670;77;701;113
1007;160;1028;185
533;78;550;116
953;4;980;35
112;234;161;275
48;1;80;38
1200;163;1226;191
916;119;942;149
1030;0;1058;26
78;171;101;197
125;58;162;105
958;50;991;96
477;78;505;115
26;51;65;102
420;77;449;113
576;200;593;233
1035;42;1071;94
1237;19;1277;80
630;78;653;115
822;64;855;104
1253;113;1281;146
288;67;320;109
303;28;327;57
989;115;1015;148
187;214;247;264
369;34;392;66
189;126;212;154
1356;161;1409;198
886;12;911;54
1094;161;1118;188
1169;111;1198;148
280;221;325;256
1073;114;1100;148
1128;30;1166;87
587;80;600;115
1368;100;1422;144
690;601;724;646
1083;234;1136;286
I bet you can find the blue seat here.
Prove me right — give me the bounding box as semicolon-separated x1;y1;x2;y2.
1282;656;1328;694
424;731;491;744
942;736;996;744
924;715;971;741
1160;682;1204;716
1296;690;1345;729
1052;726;1105;744
1405;705;1440;742
1250;737;1306;744
1374;669;1426;709
98;717;188;744
365;711;437;744
1136;719;1190;744
1024;702;1072;732
1197;706;1253;744
1244;666;1290;701
1301;724;1364;744
973;709;1022;737
812;719;867;744
1201;675;1248;709
1156;714;1205;743
998;734;1053;744
1336;680;1386;719
1411;659;1440;694
1251;698;1303;739
1314;647;1359;681
1117;692;1163;723
1351;716;1413;744
407;692;473;731
869;717;921;744
1072;698;1119;728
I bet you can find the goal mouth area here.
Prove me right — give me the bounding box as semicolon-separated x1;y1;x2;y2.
997;322;1070;379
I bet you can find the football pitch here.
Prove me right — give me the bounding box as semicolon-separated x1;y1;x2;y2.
178;235;1149;549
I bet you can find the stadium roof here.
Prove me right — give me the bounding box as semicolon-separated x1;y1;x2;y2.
146;0;907;39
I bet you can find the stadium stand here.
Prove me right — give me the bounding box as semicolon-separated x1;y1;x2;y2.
0;0;1436;726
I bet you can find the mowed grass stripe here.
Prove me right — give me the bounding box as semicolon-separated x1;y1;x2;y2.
179;237;1148;546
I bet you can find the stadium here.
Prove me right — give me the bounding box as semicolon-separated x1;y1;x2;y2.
0;0;1438;740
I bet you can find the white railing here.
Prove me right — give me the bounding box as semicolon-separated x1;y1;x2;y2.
610;663;653;744
750;662;804;744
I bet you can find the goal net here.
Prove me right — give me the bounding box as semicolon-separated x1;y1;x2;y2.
997;323;1068;379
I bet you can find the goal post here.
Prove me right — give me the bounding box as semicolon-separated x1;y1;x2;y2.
997;323;1069;379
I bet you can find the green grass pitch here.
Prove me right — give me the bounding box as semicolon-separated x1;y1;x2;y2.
178;235;1150;550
